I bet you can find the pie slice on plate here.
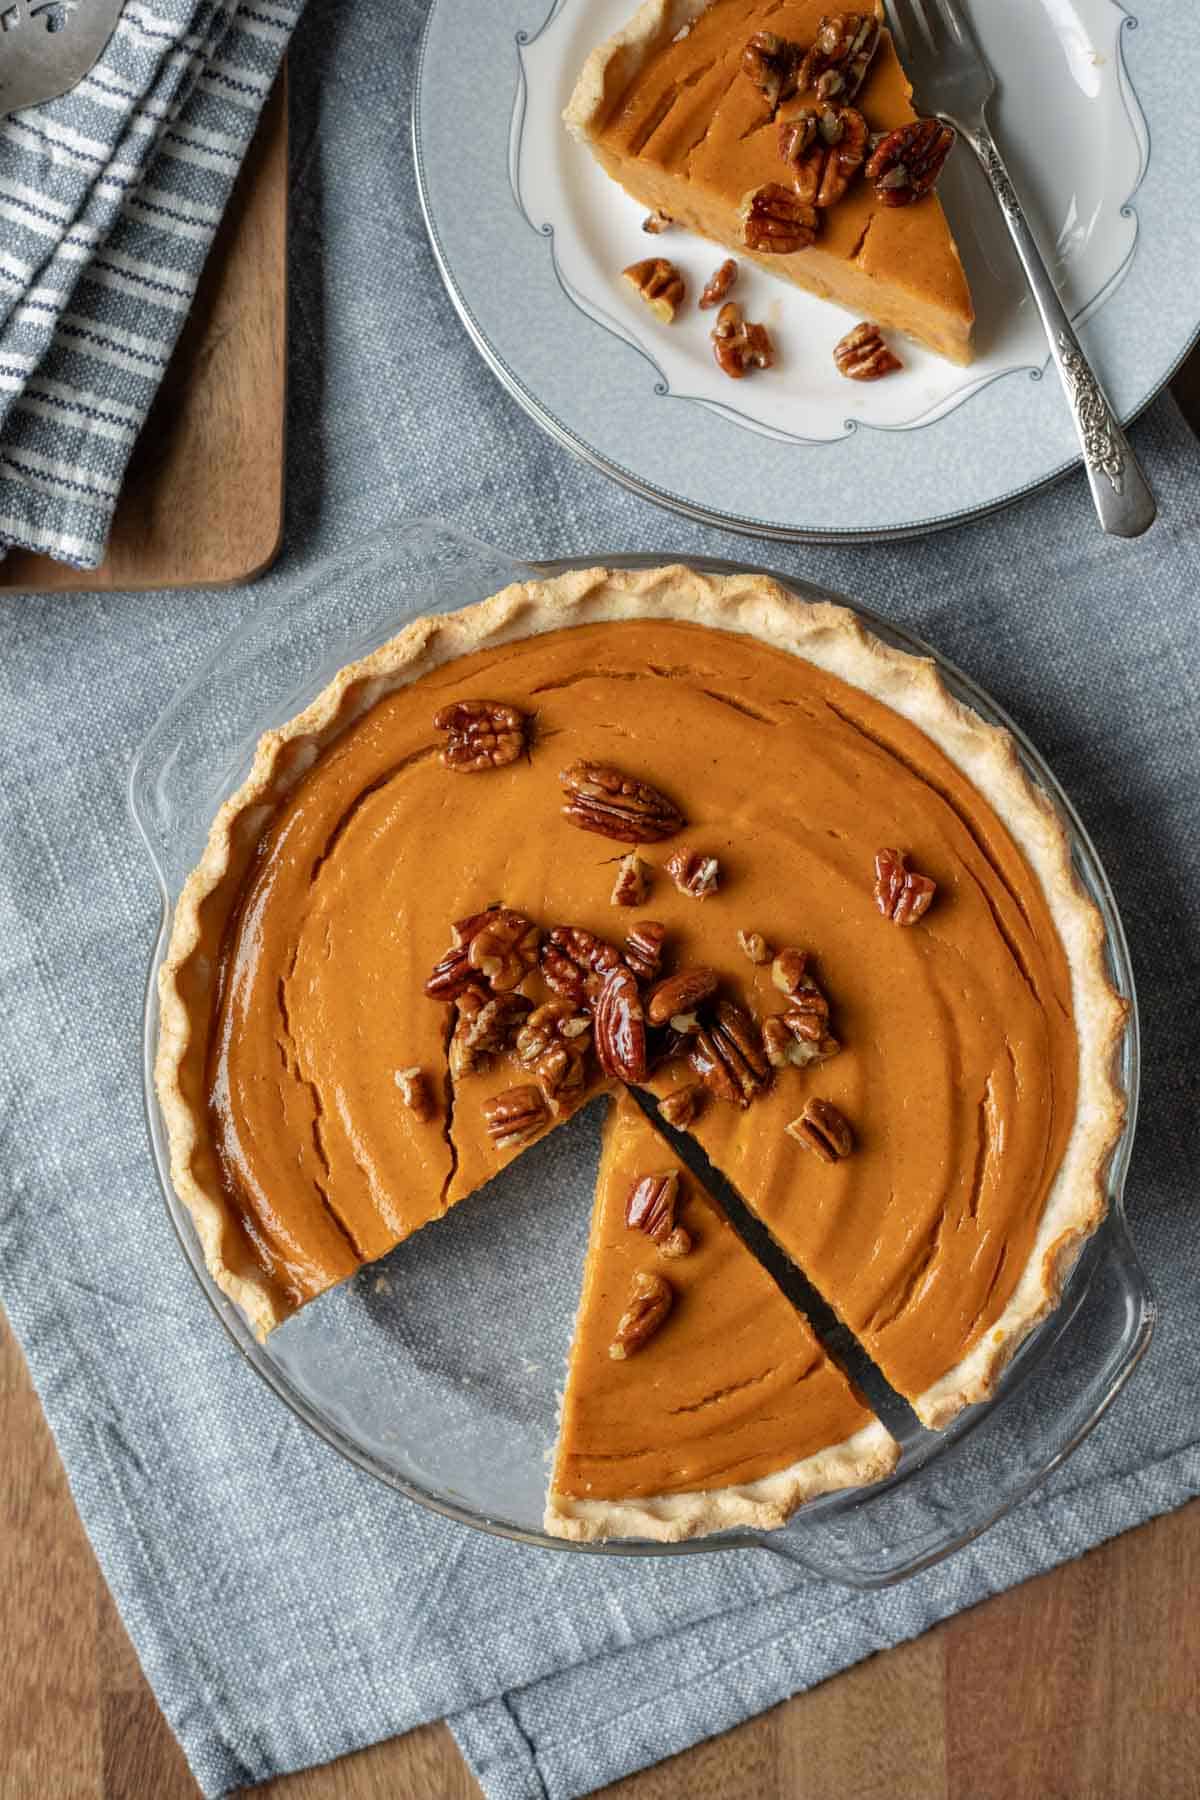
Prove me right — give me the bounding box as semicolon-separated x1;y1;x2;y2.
156;564;1125;1536
564;0;975;363
545;1089;896;1540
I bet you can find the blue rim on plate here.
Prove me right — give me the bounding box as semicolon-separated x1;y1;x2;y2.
413;0;1200;540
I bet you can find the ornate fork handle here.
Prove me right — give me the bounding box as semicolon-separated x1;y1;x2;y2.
964;122;1156;538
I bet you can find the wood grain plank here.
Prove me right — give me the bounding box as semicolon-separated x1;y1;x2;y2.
0;74;287;595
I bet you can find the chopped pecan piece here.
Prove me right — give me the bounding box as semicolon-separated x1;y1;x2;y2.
623;256;686;323
449;988;532;1079
483;1083;549;1151
642;208;674;234
699;258;738;310
764;1014;841;1070
514;999;592;1103
611;852;650;908
434;699;527;772
874;848;937;924
770;950;829;1032
593;964;648;1083
741;29;803;110
796;12;880;102
466;908;540;991
834;320;902;381
394;1065;436;1122
610;1269;674;1359
780;103;867;207
865;117;955;205
738;929;771;965
689;1001;769;1106
787;1096;854;1162
711;301;774;380
665;849;720;900
560;760;685;844
541;925;622;1005
657;1082;705;1129
740;183;818;254
771;948;810;996
645;967;719;1027
624;920;667;984
625;1168;692;1258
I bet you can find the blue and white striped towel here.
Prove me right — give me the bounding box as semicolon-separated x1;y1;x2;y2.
0;0;302;569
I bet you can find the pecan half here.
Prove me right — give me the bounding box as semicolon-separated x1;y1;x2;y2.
541;925;622;1005
514;999;592;1103
796;12;880;102
449;988;532;1079
560;760;685;844
394;1065;436;1122
865;118;955;205
645;967;719;1027
658;1082;705;1129
624;920;667;984
711;301;774;379
787;1096;854;1162
780;103;867;207
610;1269;674;1359
611;852;650;908
626;1169;692;1258
874;848;937;924
834;320;902;381
593;964;648;1083
623;256;685;323
741;29;803;110
666;849;720;900
434;699;527;772
738;929;771;965
483;1083;550;1150
689;1000;769;1106
467;908;540;991
642;208;674;234
423;911;499;1001
699;258;738;310
741;183;818;254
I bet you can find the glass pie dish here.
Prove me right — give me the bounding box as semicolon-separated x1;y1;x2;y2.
130;519;1153;1588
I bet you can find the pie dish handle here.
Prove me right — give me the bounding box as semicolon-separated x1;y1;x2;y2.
758;1212;1155;1589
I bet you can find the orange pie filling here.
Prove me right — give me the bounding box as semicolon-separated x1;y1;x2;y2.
158;587;1118;1533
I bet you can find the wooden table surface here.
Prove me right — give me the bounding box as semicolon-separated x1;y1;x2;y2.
3;361;1199;1800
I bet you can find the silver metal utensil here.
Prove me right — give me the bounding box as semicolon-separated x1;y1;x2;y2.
0;0;124;119
886;0;1156;538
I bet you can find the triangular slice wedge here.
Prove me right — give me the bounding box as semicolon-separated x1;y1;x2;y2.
564;0;974;363
545;1090;897;1541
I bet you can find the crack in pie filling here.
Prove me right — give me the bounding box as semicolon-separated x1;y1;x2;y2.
157;565;1126;1539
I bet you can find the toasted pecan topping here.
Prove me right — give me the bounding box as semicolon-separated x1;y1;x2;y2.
434;700;527;772
741;29;803;110
657;1081;705;1129
560;760;685;844
834;321;902;381
609;1269;674;1359
864;117;955;205
645;967;720;1027
738;929;772;965
483;1083;549;1151
623;256;686;323
541;925;623;1005
394;1066;436;1122
796;12;880;102
787;1096;854;1162
625;1169;691;1257
611;852;651;908
711;301;774;379
740;183;818;254
624;920;667;984
593;964;648;1083
874;848;937;924
665;850;720;900
699;258;738;310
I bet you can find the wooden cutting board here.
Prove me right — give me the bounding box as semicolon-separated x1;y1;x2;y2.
0;73;287;594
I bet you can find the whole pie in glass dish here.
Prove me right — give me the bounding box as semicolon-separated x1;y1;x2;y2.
156;564;1126;1541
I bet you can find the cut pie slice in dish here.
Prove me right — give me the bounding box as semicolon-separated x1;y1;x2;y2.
564;0;974;363
156;564;1126;1537
545;1090;897;1541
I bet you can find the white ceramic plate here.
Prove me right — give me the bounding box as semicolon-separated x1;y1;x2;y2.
414;0;1200;538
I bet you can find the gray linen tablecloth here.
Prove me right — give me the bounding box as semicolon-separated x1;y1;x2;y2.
1;2;1199;1795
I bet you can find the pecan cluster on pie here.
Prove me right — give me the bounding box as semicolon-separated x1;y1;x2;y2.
564;0;975;364
156;565;1125;1541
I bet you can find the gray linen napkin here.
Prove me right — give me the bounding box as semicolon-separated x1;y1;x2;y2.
0;0;301;567
1;3;1198;1796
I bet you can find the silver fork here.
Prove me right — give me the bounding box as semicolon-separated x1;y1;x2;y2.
887;0;1156;538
